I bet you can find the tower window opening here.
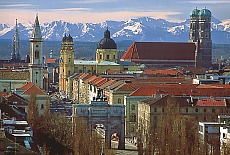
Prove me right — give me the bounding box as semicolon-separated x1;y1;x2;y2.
35;50;39;59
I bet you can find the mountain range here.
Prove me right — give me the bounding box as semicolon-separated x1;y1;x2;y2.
0;16;230;44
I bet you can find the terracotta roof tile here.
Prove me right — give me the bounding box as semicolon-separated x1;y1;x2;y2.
98;80;116;89
46;58;56;63
22;85;46;95
196;98;226;107
19;82;34;90
19;82;46;95
83;75;97;83
121;42;196;62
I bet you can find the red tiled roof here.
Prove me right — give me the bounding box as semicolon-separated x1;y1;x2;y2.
98;80;116;89
116;83;137;91
196;98;226;107
95;78;107;86
121;42;196;61
129;87;156;96
19;82;34;90
128;83;230;97
83;75;97;83
0;92;8;97
19;82;46;95
22;85;46;95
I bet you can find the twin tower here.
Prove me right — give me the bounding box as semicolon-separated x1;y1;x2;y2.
189;7;212;69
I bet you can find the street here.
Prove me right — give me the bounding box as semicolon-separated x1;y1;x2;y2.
111;139;138;155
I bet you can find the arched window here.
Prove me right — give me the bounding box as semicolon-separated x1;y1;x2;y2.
131;104;135;110
35;50;39;59
41;104;44;110
118;98;121;104
195;108;199;113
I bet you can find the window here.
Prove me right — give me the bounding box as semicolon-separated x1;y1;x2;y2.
79;70;82;73
35;50;39;59
83;67;86;73
212;109;215;113
130;113;136;122
131;127;134;132
36;45;39;47
154;108;157;112
106;55;109;60
41;104;44;110
69;58;71;62
131;104;135;110
195;108;199;113
186;108;188;113
113;55;116;59
118;98;121;104
99;54;102;59
68;71;71;76
204;108;207;113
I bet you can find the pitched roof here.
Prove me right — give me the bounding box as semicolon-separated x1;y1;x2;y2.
98;79;116;89
83;75;97;83
128;83;230;97
121;42;196;61
19;82;34;90
19;82;46;95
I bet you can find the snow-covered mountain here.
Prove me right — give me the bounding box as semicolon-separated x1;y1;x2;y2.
1;16;230;44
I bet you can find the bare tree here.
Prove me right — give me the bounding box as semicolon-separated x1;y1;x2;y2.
138;97;200;155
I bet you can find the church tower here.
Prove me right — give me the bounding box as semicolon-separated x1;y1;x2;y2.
96;28;117;63
59;34;75;92
198;8;212;69
190;8;212;69
29;15;44;89
11;19;21;62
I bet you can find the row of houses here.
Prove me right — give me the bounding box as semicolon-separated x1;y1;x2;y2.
66;70;230;141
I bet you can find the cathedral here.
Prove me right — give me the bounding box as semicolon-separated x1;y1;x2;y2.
189;7;212;69
121;8;212;69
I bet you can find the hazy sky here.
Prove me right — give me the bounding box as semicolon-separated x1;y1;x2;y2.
1;0;230;25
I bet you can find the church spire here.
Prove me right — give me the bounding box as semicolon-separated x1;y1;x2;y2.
31;14;42;39
11;19;20;62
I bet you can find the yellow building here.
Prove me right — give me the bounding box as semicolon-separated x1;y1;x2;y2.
60;29;139;94
59;34;75;92
96;28;118;63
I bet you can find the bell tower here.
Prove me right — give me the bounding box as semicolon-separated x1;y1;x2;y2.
29;14;44;89
59;34;75;92
198;8;212;69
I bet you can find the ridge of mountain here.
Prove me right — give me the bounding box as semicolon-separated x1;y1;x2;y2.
0;16;230;44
